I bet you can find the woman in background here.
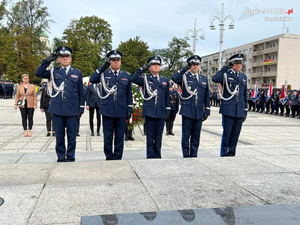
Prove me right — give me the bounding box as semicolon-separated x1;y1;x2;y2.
14;74;37;137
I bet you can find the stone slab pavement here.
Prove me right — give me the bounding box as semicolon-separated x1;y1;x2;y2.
0;97;300;224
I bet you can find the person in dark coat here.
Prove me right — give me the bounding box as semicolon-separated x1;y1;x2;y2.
90;50;133;160
172;55;210;157
35;46;85;162
40;82;55;136
165;81;179;135
131;56;170;159
212;53;247;157
86;82;101;136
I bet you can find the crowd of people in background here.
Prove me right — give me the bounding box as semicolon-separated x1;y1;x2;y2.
0;80;15;98
210;88;300;119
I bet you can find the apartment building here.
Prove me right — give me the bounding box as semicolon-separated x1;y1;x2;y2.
201;33;300;89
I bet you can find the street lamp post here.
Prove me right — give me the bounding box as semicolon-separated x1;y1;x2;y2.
184;19;205;54
210;3;234;70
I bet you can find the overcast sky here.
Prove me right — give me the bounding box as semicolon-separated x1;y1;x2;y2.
44;0;298;56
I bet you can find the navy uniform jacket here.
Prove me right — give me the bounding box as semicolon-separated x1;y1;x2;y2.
212;66;247;118
35;60;85;116
90;66;132;118
172;68;210;120
131;68;170;119
86;84;100;108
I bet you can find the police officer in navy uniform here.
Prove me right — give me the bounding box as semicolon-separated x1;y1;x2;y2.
212;53;247;157
90;50;133;160
131;56;171;159
86;81;101;136
172;55;210;157
35;46;85;162
165;81;179;135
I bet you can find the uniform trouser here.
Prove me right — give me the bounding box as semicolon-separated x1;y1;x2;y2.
220;115;243;157
44;108;54;132
274;102;279;113
291;105;297;116
102;115;126;160
247;100;252;110
279;104;284;114
52;114;77;162
265;101;270;112
165;110;177;122
89;106;101;133
181;116;203;157
20;107;34;130
145;116;164;159
285;105;290;115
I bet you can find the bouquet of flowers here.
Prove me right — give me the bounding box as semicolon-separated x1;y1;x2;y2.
127;85;144;130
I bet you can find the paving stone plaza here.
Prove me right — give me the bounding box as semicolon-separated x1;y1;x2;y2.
1;97;300;224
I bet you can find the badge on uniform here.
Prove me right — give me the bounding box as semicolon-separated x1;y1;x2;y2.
121;78;128;81
162;82;167;85
201;82;206;85
71;74;78;78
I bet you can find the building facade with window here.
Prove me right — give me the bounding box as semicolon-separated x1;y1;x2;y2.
201;33;300;90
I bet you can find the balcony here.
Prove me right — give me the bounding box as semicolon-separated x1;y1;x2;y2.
251;72;262;78
252;49;264;56
202;65;208;70
252;46;278;56
251;71;277;78
251;61;263;67
210;63;218;68
264;71;277;77
264;46;278;54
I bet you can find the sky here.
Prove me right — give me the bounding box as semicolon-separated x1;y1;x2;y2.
41;0;299;56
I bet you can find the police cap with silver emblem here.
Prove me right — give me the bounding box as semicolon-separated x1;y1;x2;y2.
187;55;201;64
56;46;72;56
229;53;244;64
107;50;122;60
147;56;162;66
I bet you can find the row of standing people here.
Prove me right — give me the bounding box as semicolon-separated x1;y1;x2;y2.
248;89;300;118
34;46;247;162
0;81;15;99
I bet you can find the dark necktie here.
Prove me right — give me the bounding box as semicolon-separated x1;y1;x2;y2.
236;72;239;78
114;71;117;78
64;67;67;74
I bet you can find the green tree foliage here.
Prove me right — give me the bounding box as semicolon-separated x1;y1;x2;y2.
0;0;7;24
117;36;151;74
152;37;192;78
0;0;52;83
61;16;112;76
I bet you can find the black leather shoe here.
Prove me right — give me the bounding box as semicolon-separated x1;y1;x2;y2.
76;133;80;136
91;131;94;136
97;132;100;136
46;133;51;137
52;133;55;136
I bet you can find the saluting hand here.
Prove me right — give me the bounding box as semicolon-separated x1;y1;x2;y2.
45;53;58;62
141;63;150;71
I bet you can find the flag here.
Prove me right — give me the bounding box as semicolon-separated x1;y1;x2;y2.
251;84;259;102
280;82;287;104
266;83;273;101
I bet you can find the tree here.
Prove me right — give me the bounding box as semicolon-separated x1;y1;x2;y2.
117;36;151;74
152;37;192;78
61;16;112;76
0;0;52;83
